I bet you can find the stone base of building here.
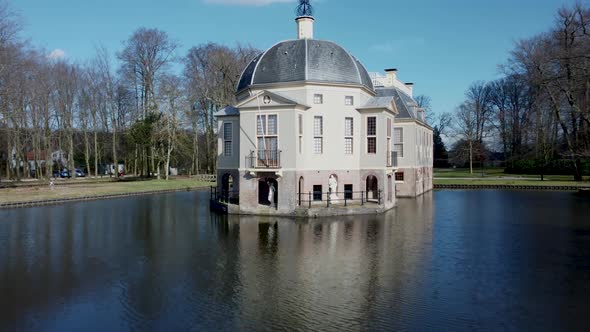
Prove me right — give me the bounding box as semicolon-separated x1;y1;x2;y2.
395;166;434;197
216;168;398;216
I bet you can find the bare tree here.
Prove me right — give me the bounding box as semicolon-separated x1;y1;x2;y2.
451;82;493;173
453;103;479;173
508;4;590;180
183;43;259;174
158;74;185;180
118;28;177;177
489;74;533;167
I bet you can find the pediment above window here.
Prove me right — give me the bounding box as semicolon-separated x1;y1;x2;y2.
236;90;311;110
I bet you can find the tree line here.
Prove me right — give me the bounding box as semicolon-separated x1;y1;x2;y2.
0;1;258;181
437;3;590;180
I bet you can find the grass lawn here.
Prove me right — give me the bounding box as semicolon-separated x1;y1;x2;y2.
0;178;213;204
434;178;590;187
434;168;590;181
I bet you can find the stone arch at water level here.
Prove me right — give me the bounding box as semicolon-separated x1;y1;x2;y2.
366;175;379;201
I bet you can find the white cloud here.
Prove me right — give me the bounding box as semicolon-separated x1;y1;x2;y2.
203;0;293;6
48;49;66;60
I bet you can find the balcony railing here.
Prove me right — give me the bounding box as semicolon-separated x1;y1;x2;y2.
387;151;398;167
246;150;282;169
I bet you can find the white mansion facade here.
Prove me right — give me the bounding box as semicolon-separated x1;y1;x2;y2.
215;13;433;216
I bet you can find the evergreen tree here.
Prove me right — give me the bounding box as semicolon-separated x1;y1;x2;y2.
433;126;449;168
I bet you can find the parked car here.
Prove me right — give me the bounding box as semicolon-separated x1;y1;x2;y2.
60;169;71;178
75;169;86;177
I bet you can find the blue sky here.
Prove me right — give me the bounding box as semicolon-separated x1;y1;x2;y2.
13;0;570;115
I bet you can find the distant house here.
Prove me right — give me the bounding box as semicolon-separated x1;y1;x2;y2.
26;149;68;173
99;163;124;176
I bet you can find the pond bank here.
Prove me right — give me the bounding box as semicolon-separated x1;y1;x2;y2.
435;183;590;191
0;179;212;209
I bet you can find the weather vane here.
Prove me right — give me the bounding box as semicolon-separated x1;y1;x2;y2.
296;0;314;17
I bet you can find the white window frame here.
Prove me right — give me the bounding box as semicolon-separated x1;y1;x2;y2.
393;127;404;158
314;94;323;104
345;117;353;155
367;116;377;154
313;116;323;154
256;113;279;151
345;96;354;106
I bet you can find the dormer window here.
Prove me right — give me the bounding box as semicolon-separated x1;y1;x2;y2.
345;96;354;106
314;94;323;104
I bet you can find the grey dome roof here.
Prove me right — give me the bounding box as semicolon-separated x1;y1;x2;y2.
237;39;374;92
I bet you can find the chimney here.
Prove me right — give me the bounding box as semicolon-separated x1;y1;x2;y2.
405;82;414;96
418;108;425;122
384;68;397;87
296;16;314;39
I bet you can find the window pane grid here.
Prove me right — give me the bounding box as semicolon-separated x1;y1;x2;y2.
394;144;404;158
314;116;323;136
345;137;353;154
394;128;403;143
257;115;266;136
257;114;278;152
223;122;233;156
224;141;232;156
367;137;376;154
314;94;323;104
314;137;323;154
267;115;277;135
345;96;354;106
223;123;233;140
345;117;353;137
367;117;376;136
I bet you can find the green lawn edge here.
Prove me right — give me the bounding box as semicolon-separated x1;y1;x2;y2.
0;179;215;205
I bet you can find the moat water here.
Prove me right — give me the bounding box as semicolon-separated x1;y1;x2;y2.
0;190;589;331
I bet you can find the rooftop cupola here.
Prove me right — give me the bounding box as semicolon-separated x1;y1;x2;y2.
296;0;314;39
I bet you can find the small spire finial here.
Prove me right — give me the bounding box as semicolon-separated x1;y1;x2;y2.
296;0;313;17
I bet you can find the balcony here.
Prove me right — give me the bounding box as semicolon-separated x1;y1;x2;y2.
246;150;282;169
387;151;398;168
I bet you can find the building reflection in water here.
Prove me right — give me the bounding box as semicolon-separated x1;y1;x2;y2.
215;192;435;331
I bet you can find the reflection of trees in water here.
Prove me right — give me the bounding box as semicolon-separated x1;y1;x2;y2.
0;190;440;330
